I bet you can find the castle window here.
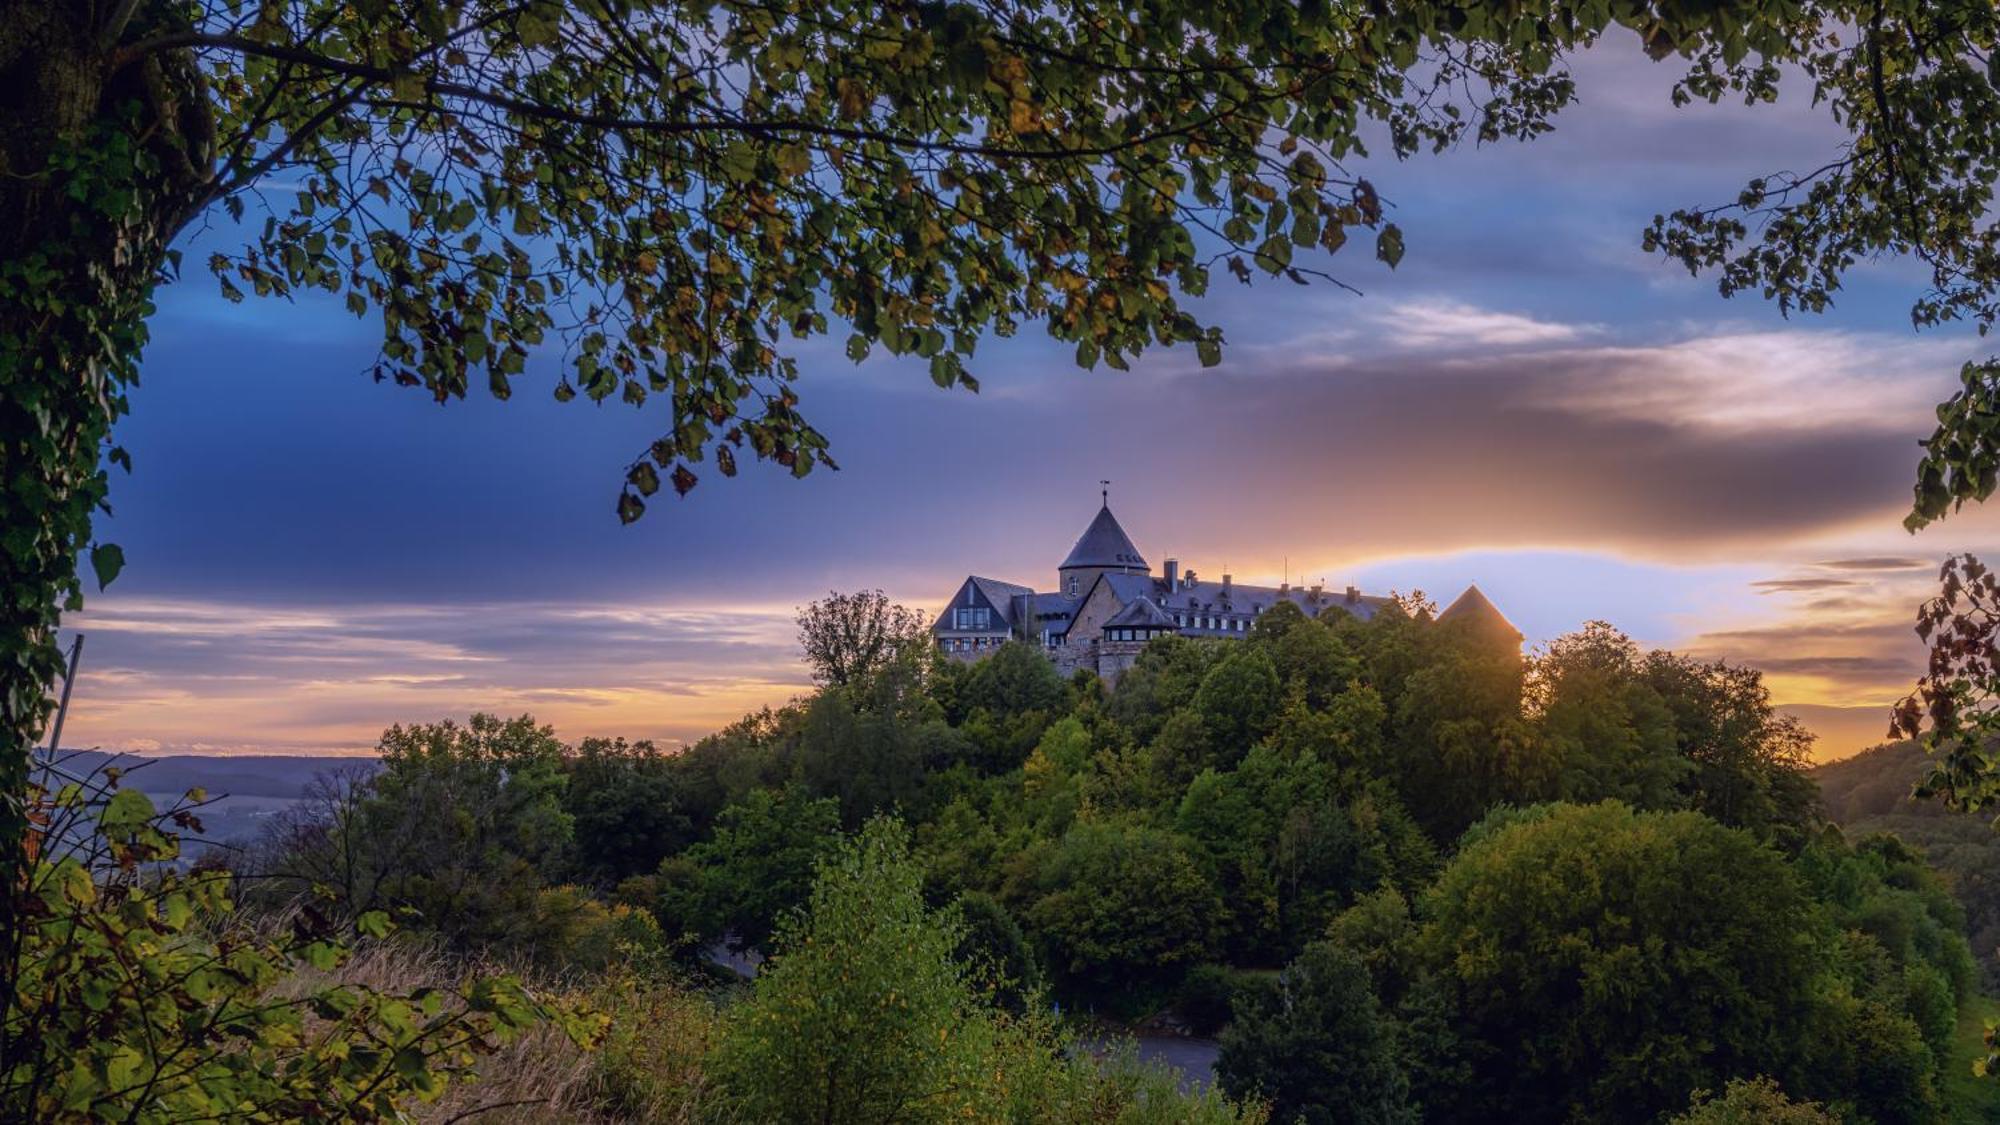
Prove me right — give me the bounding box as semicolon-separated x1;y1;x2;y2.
1068;576;1078;596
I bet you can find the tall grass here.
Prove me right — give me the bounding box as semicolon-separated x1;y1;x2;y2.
253;909;718;1123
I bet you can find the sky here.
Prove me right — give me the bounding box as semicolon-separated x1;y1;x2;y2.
51;33;2000;762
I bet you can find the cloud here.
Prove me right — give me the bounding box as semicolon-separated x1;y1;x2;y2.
1752;578;1860;592
1371;299;1593;349
60;596;816;756
1816;556;1931;571
1513;330;1964;437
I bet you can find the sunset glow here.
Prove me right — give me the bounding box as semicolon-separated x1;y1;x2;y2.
56;34;1990;764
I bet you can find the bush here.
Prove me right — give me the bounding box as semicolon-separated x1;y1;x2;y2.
521;884;670;975
1179;963;1255;1037
711;817;1266;1123
1215;942;1413;1125
1671;1077;1840;1124
3;770;592;1120
709;818;997;1122
582;974;720;1122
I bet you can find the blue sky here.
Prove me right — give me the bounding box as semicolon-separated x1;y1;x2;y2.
56;33;1995;758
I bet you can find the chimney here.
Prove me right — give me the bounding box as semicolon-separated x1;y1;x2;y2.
1222;572;1232;596
1345;585;1359;604
1309;582;1323;602
1280;580;1290;596
1185;568;1198;587
1164;558;1179;591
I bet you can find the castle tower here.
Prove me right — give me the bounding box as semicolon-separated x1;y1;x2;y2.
1057;487;1149;599
1437;584;1523;647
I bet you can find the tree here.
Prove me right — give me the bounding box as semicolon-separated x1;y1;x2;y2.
788;687;944;826
1176;744;1397;959
1408;801;1931;1124
1021;819;1220;990
2;0;1582;893
1640;651;1818;849
1191;647;1283;769
4;760;593;1119
1670;1078;1840;1125
656;785;840;954
256;713;576;946
955;640;1070;771
797;589;931;691
562;736;696;884
1216;941;1416;1125
28;0;1992;924
1530;623;1688;809
710;818;991;1123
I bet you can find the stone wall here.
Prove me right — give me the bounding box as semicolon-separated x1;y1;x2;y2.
1094;639;1149;684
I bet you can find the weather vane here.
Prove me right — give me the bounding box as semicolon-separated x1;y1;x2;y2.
1100;479;1110;506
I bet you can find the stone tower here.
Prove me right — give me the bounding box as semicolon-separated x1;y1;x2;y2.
1056;489;1149;600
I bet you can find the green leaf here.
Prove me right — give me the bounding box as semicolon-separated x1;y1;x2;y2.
1376;224;1406;268
90;543;125;589
99;788;155;832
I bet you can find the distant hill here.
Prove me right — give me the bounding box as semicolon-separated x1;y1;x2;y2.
1814;741;2000;988
33;751;374;858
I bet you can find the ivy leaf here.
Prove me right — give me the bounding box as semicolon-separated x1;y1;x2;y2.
90;543;125;589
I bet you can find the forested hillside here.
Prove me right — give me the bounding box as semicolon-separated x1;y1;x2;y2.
21;595;2000;1120
1817;742;2000;993
181;594;1983;1122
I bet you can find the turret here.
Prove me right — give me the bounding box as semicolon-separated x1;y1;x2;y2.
1057;494;1148;598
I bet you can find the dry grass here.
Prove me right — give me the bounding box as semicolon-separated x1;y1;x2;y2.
243;912;718;1124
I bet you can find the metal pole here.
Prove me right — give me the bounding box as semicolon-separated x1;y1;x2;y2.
44;633;83;755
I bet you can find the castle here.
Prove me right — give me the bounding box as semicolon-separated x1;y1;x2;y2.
932;491;1513;682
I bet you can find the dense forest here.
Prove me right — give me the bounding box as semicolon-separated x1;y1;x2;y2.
16;594;2000;1121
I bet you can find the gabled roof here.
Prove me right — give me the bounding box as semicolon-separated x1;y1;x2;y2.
1437;584;1520;637
933;575;1035;634
970;576;1034;622
1103;596;1178;631
1060;505;1148;572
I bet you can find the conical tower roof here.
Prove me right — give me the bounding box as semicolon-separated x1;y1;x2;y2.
1061;503;1148;571
1437;584;1520;638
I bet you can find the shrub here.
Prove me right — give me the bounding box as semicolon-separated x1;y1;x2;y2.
1670;1076;1840;1124
709;818;995;1122
1215;942;1413;1125
1178;963;1254;1037
2;769;594;1120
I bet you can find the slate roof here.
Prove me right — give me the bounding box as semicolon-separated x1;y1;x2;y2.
1437;584;1520;637
1097;571;1389;625
970;576;1034;624
1060;505;1149;571
1015;592;1076;633
933;575;1035;635
1103;596;1178;631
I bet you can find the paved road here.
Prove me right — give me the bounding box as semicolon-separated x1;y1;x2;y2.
1087;1033;1221;1093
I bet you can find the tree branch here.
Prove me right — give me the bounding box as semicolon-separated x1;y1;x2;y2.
117;32;1256;163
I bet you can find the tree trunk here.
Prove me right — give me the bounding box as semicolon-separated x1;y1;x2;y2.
0;0;209;1067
